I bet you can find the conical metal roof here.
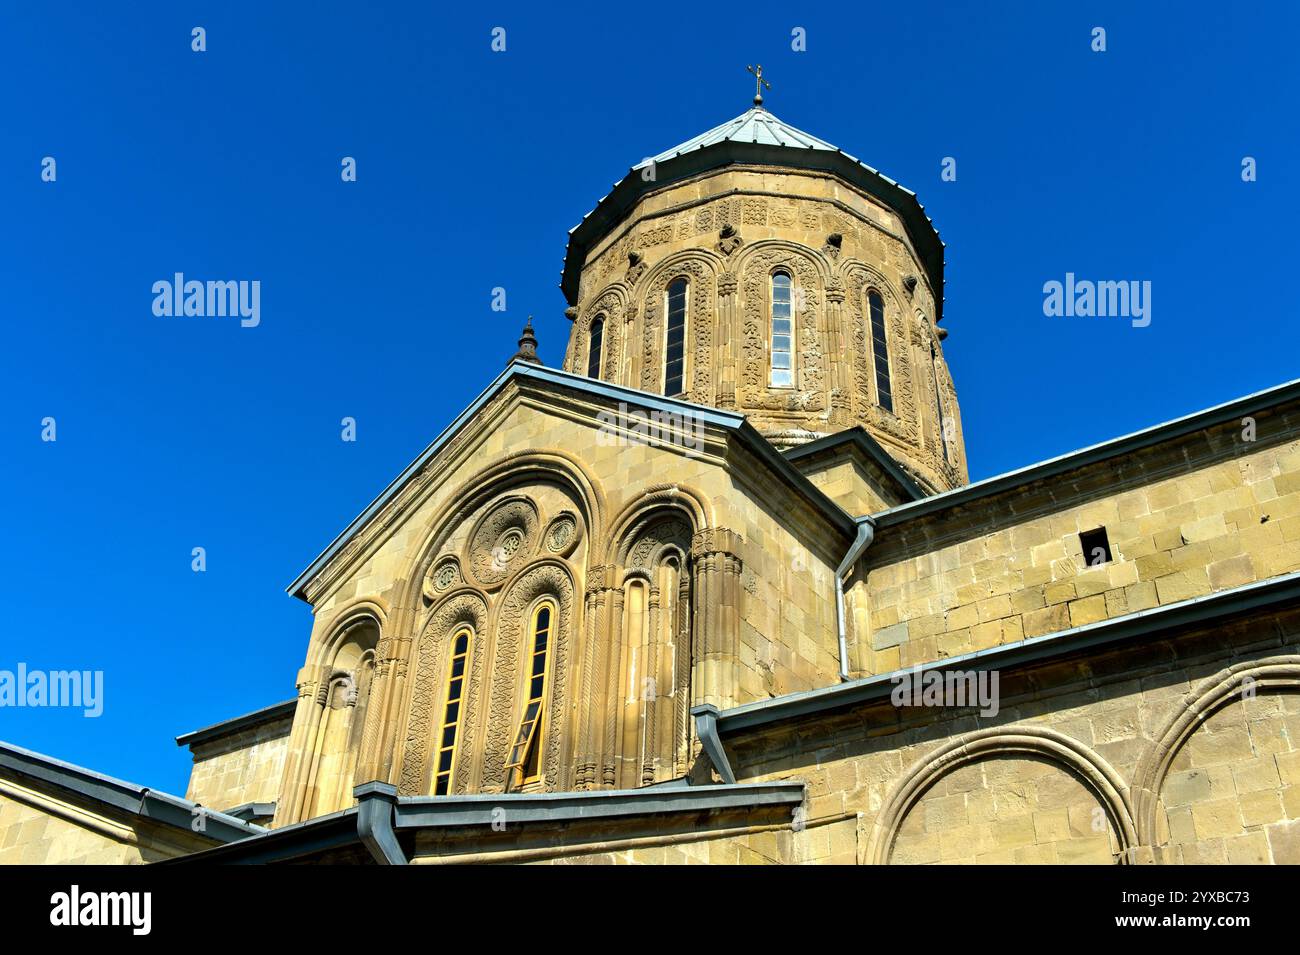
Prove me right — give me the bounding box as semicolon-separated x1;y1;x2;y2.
562;107;945;323
634;107;842;168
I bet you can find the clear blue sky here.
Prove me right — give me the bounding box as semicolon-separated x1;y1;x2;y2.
2;1;1296;794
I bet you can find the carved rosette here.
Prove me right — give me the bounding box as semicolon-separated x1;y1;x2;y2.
423;556;462;604
465;498;539;589
542;511;581;558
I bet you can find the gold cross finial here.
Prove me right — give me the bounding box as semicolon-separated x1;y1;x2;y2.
747;64;771;108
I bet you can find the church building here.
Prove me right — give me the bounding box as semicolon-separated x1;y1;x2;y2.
4;90;1300;865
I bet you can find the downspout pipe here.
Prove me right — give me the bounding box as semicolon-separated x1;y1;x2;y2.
690;704;736;785
835;517;876;682
355;780;407;865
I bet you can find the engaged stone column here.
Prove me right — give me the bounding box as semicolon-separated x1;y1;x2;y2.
690;528;744;711
576;566;615;790
276;662;327;826
363;632;411;786
717;272;738;409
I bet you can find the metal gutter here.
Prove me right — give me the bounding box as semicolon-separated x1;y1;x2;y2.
162;780;805;863
392;781;804;829
0;741;264;844
355;781;407;865
175;699;296;748
871;376;1300;530
689;705;735;784
834;517;876;680
222;801;276;822
156;808;361;865
285;361;856;600
717;569;1300;735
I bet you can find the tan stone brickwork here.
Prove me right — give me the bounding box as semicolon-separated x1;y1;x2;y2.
724;611;1300;864
854;421;1300;677
184;714;292;813
0;780;212;864
562;165;966;494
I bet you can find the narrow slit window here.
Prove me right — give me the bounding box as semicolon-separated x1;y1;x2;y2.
586;315;604;379
664;279;687;396
770;271;793;387
504;601;554;789
433;628;471;796
1079;527;1113;566
868;290;893;412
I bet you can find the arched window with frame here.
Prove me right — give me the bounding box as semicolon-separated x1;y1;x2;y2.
770;271;793;387
432;627;472;795
868;290;893;412
586;315;605;379
505;599;556;790
664;278;688;395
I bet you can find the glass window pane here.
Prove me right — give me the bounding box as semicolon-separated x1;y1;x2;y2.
438;749;453;773
771;369;793;387
587;318;604;378
444;701;459;724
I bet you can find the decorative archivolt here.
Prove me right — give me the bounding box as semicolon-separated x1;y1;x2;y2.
482;561;576;791
639;254;717;401
738;243;825;411
844;262;918;445
863;725;1137;866
622;514;693;575
398;590;490;795
308;597;389;669
1131;655;1300;850
596;484;713;568
580;286;627;381
396;451;605;620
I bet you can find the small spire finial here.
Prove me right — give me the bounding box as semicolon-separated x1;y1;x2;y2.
746;64;771;108
512;315;541;365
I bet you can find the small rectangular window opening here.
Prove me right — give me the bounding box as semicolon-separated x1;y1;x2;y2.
1079;527;1113;567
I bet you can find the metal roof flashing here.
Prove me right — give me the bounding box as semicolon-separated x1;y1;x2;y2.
285;361;855;602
